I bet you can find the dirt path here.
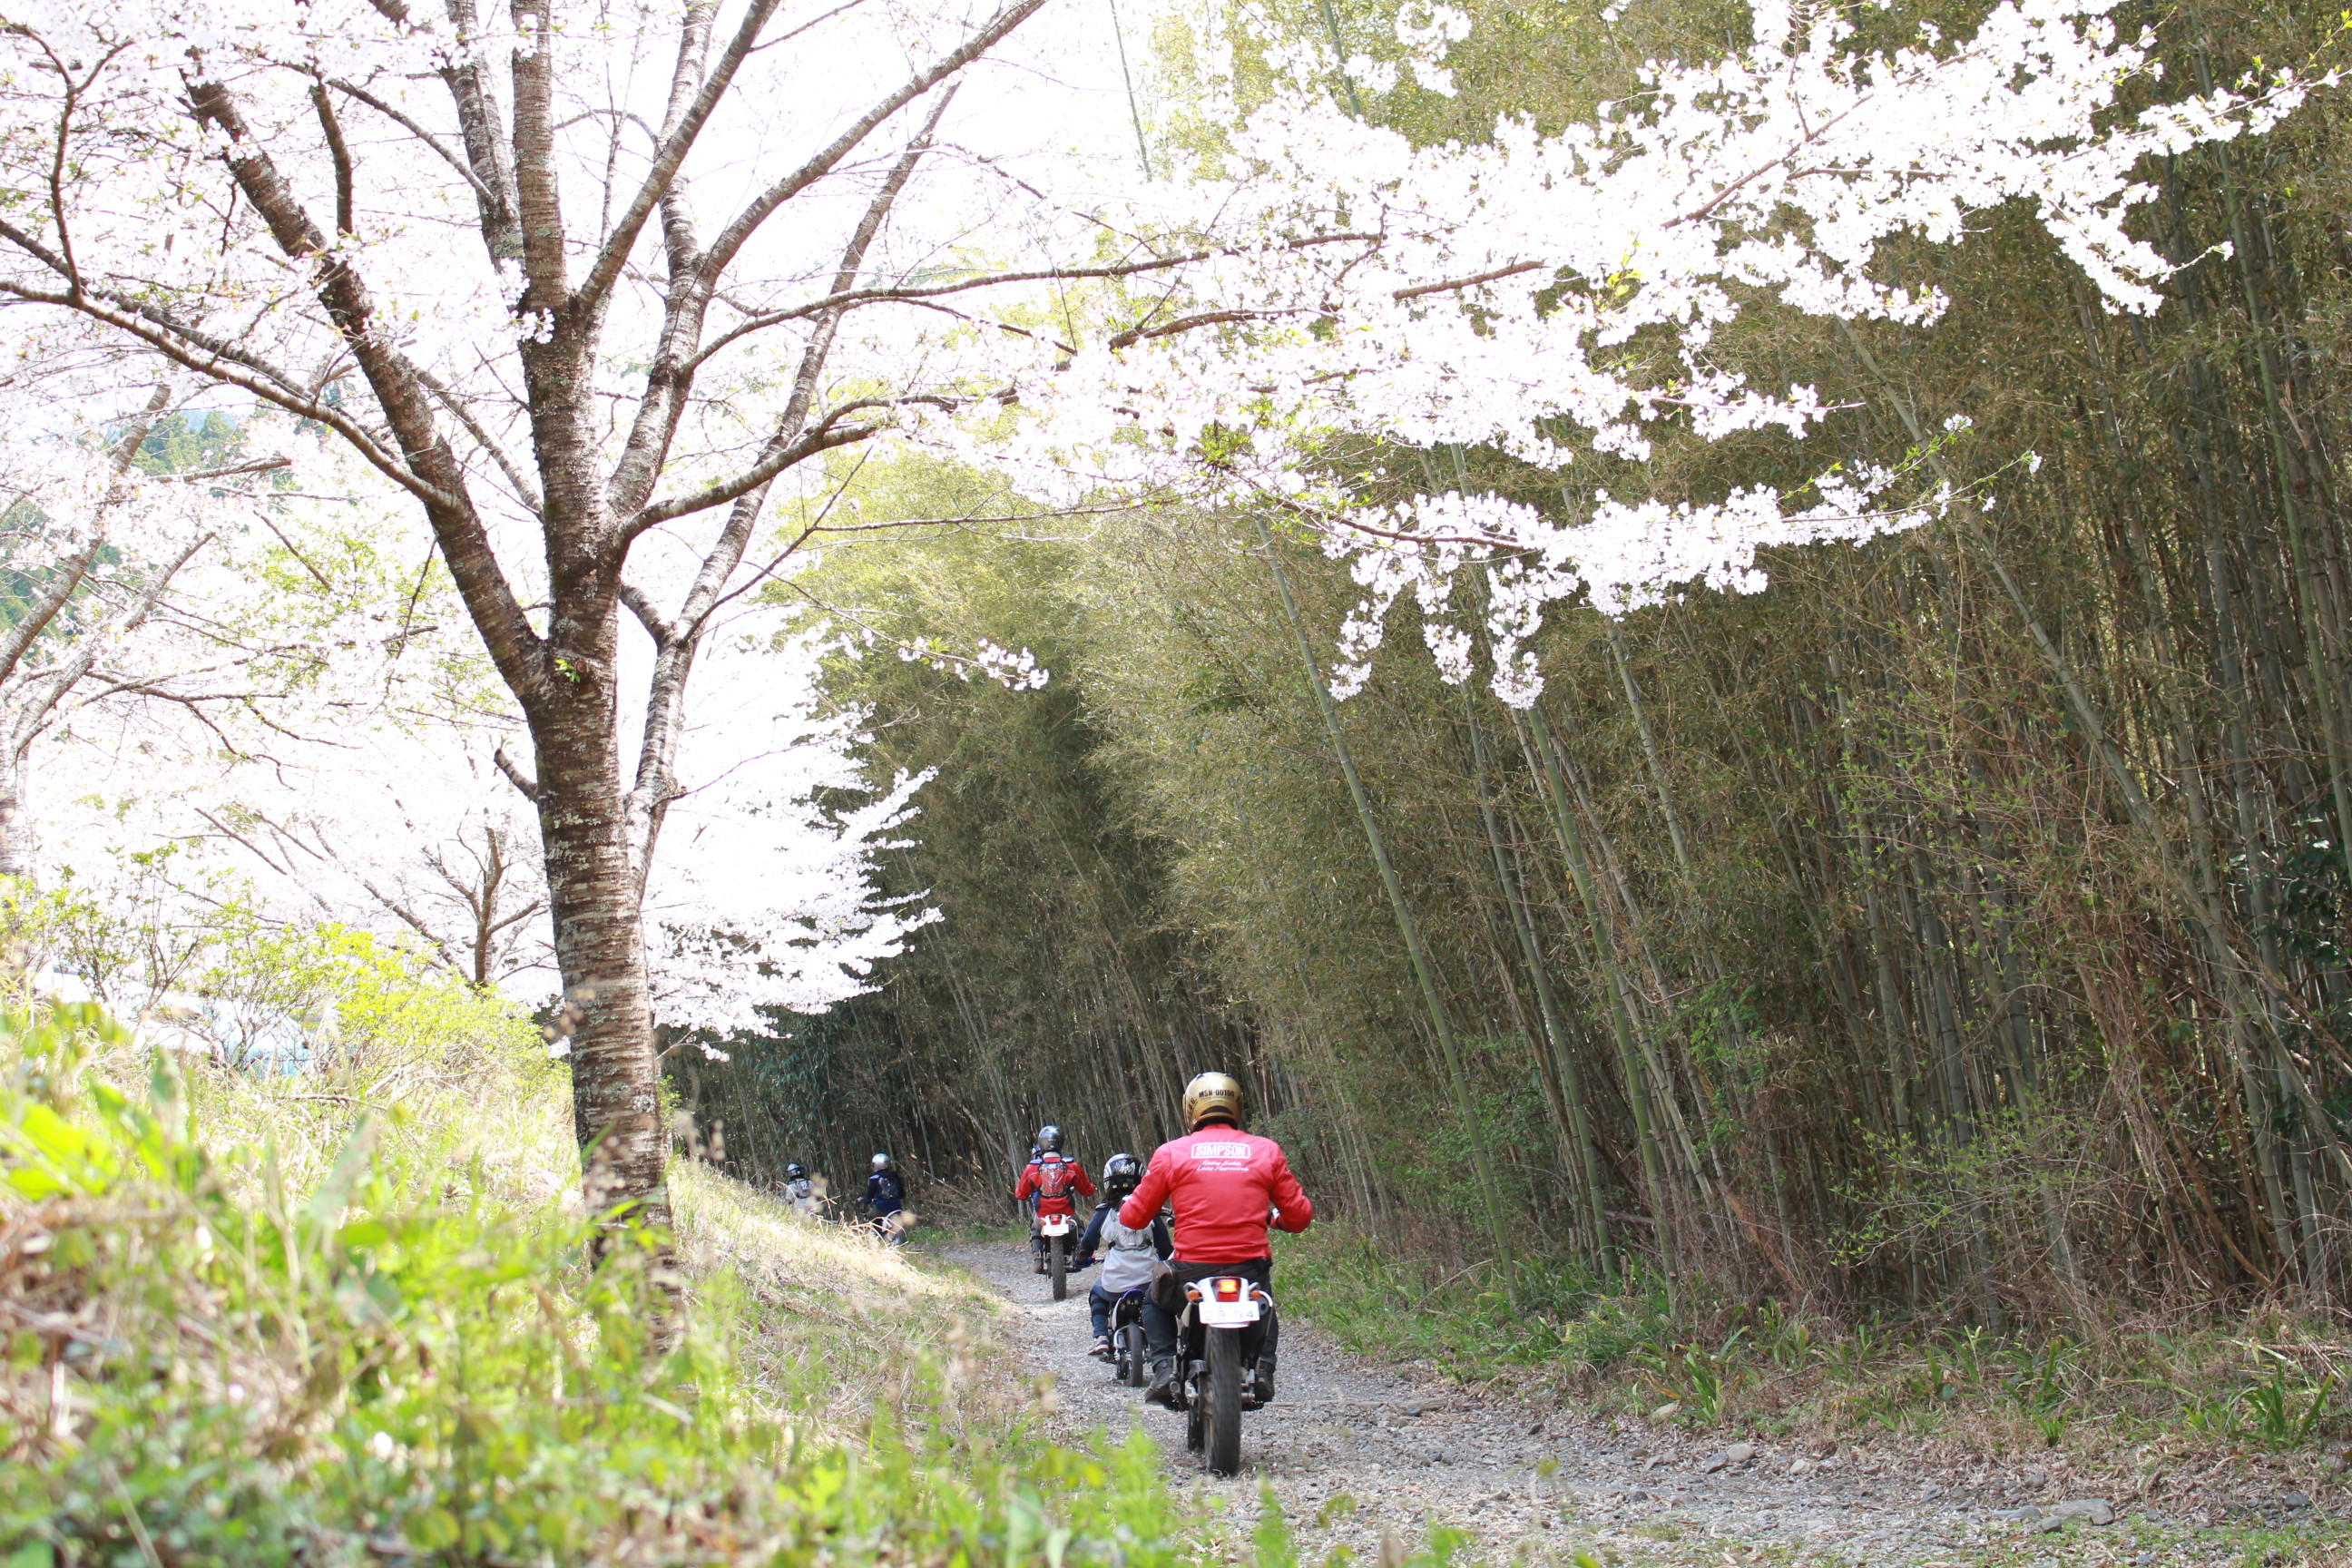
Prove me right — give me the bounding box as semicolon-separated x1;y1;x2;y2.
940;1240;2322;1566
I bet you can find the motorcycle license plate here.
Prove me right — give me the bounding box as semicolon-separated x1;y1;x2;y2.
1197;1298;1260;1327
1041;1217;1072;1236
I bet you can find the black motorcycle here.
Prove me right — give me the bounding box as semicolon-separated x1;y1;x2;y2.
1171;1274;1274;1475
1107;1288;1150;1387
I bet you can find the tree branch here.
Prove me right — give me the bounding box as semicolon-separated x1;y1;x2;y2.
698;0;1049;284
15;531;214;741
183;74;546;707
0;385;172;688
619;583;676;647
430;0;524;259
494;744;542;802
573;0;787;318
688;232;1380;370
0;277;436;503
324;76;496;206
309;83;357;236
626;411;884;535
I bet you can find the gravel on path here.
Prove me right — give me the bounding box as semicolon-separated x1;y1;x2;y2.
939;1241;2337;1566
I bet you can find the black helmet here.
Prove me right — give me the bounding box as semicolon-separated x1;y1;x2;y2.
1037;1124;1063;1153
872;1152;893;1172
785;1162;807;1181
1102;1152;1142;1197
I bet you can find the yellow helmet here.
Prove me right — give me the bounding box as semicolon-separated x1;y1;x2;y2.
1182;1071;1245;1131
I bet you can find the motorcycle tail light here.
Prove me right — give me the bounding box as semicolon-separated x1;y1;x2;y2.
1214;1278;1243;1299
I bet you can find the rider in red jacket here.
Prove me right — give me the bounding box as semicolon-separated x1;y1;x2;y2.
1119;1071;1312;1406
1014;1123;1095;1273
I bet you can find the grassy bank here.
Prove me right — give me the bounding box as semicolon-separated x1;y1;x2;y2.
1275;1227;2352;1520
0;990;1250;1568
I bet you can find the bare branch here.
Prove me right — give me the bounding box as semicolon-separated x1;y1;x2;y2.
0;276;433;498
412;363;542;512
324;76;496;205
309;83;356;236
699;0;1049;283
573;0;788;318
507;0;567;310
434;0;524;258
619;583;676;647
494;744;542;802
0;384;171;687
1390;260;1546;302
15;531;215;740
183;74;545;706
628;409;886;535
689;231;1380;370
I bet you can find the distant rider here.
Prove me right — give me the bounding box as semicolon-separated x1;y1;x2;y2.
865;1152;907;1241
1077;1152;1170;1358
1120;1072;1313;1406
1013;1124;1095;1274
785;1161;820;1219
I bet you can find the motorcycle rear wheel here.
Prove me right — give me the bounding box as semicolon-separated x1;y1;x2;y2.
1118;1325;1148;1387
1204;1327;1242;1476
1049;1234;1067;1300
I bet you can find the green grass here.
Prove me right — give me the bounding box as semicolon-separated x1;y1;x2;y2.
1274;1220;2352;1469
2;999;1408;1568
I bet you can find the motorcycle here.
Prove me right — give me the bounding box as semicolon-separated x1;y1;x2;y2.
1173;1274;1274;1476
1037;1211;1076;1300
1107;1287;1150;1387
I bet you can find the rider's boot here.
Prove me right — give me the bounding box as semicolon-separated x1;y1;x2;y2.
1252;1353;1276;1403
1144;1357;1179;1408
1089;1334;1112;1358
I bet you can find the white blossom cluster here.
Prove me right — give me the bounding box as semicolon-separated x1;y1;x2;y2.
957;0;2316;701
633;632;944;1043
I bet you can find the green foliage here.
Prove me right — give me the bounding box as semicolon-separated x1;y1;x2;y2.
0;1002;1289;1568
2187;1352;2341;1451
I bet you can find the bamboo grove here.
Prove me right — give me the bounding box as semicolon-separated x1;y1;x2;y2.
668;0;2352;1324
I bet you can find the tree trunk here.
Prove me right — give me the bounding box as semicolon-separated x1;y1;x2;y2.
535;681;670;1239
0;750;26;883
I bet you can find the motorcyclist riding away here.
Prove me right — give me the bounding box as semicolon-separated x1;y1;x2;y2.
866;1152;906;1239
1077;1152;1170;1357
1014;1124;1095;1274
785;1161;819;1219
1119;1071;1312;1407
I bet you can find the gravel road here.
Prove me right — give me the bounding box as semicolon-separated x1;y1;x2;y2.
942;1240;2342;1566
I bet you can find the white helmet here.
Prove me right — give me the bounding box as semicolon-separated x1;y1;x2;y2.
872;1152;893;1172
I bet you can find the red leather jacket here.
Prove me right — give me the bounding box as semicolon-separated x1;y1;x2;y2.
1014;1153;1095;1219
1119;1123;1313;1263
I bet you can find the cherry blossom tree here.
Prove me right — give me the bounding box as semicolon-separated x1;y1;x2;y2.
0;371;285;877
24;443;938;1039
0;0;2315;1243
0;0;1098;1240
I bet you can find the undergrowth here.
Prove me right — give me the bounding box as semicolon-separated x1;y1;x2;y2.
0;990;1347;1567
1278;1224;2352;1462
